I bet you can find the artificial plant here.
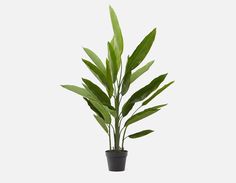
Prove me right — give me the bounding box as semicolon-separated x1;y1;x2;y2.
62;6;174;151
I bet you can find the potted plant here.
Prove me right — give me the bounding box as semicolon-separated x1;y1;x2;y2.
61;6;174;171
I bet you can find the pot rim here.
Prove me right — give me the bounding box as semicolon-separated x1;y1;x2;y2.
105;150;128;153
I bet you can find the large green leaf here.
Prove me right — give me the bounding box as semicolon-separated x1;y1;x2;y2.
109;6;123;55
106;59;114;98
83;97;104;119
90;100;111;124
82;83;99;101
143;81;174;106
82;59;107;87
121;29;156;96
107;42;118;82
126;28;156;71
125;105;166;127
82;85;112;124
93;115;108;133
111;36;121;69
82;78;112;108
130;60;154;83
128;130;154;139
83;48;105;73
121;69;131;95
122;74;168;116
108;108;116;118
61;85;94;100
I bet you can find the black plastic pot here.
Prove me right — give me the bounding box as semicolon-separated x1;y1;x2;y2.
105;150;128;171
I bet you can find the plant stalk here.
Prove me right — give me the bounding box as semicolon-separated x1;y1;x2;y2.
114;94;120;150
108;124;111;150
121;127;127;150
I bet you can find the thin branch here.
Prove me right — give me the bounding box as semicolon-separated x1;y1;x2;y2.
120;126;125;134
131;105;142;116
108;124;111;150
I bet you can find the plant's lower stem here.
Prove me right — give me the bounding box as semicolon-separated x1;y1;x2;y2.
114;95;120;150
121;127;127;150
108;124;111;150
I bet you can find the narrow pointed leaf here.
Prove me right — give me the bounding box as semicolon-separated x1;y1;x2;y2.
82;86;112;123
106;59;113;98
82;83;100;102
83;97;104;119
130;60;154;83
121;70;131;95
108;42;118;82
83;48;105;72
94;115;108;133
111;36;121;69
122;29;156;96
90;100;111;124
82;78;111;108
122;74;168;116
108;108;117;118
128;130;154;139
126;28;156;71
143;81;174;105
82;59;107;87
125;105;166;127
109;6;123;54
61;85;94;100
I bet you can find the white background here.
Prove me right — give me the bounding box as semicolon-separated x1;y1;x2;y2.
0;0;236;182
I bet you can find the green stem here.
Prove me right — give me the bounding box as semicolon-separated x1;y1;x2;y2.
114;95;120;150
108;124;111;150
121;105;142;150
121;127;127;150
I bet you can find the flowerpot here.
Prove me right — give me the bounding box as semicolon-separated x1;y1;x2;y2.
105;150;128;171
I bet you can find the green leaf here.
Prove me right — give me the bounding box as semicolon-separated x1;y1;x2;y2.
82;83;100;101
111;36;121;69
82;84;112;123
126;28;156;71
82;59;107;87
108;42;118;83
83;48;105;73
61;85;94;100
90;100;111;124
109;6;123;55
121;70;131;95
82;78;112;108
106;59;114;98
83;97;104;119
94;115;108;133
108;108;116;118
122;74;168;116
125;105;166;127
143;81;174;106
128;130;154;139
130;60;154;83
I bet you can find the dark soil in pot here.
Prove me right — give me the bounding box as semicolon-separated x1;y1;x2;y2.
105;150;128;171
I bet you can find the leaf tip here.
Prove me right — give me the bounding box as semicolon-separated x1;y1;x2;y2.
163;73;168;78
83;47;89;53
151;28;157;36
81;78;87;83
150;60;155;65
109;5;114;12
